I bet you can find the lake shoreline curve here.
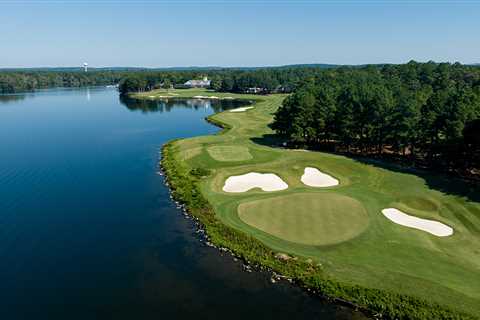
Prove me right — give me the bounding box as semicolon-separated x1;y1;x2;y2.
134;91;474;320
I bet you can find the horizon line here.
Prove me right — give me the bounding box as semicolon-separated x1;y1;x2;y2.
1;60;478;70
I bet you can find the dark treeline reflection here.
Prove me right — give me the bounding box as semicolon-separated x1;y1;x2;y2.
0;87;368;320
0;93;28;104
119;95;252;114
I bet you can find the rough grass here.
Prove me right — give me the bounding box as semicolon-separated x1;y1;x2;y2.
238;193;369;245
138;88;480;318
179;146;202;160
400;196;439;212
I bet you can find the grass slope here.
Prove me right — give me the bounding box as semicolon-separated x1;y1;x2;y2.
135;88;480;319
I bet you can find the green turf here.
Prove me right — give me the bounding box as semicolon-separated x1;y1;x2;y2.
139;88;480;317
180;146;202;160
207;145;252;162
400;196;439;212
238;193;369;245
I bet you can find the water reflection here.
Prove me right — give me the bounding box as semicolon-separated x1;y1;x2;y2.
0;87;368;320
119;95;253;114
0;93;28;104
0;87;108;105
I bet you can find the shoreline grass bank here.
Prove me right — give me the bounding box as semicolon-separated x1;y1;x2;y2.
136;88;479;320
162;140;475;320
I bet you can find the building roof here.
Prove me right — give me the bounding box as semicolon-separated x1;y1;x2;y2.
184;79;211;86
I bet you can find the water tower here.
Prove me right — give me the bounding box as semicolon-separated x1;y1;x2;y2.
83;62;88;72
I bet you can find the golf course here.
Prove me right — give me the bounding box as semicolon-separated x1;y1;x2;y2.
133;88;480;319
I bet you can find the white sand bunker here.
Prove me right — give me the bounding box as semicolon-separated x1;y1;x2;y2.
192;95;219;99
301;167;339;187
223;172;288;193
382;208;453;237
230;106;254;113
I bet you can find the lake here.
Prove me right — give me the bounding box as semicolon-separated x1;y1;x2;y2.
0;87;367;320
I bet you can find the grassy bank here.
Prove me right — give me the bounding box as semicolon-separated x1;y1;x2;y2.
137;88;480;319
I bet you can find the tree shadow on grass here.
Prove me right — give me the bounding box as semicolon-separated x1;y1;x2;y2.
350;156;480;204
251;133;480;204
250;133;285;148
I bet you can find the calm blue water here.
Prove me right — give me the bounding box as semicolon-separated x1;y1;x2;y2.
0;87;366;320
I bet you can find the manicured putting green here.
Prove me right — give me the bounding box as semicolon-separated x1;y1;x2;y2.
207;145;252;162
238;193;369;246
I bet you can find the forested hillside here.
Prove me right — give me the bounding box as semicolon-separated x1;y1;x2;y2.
272;61;480;174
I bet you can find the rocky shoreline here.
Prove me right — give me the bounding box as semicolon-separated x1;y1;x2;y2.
153;113;475;320
155;146;378;319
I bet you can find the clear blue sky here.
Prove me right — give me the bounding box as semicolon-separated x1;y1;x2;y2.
0;0;478;67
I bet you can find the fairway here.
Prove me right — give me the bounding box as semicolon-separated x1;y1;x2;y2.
207;145;252;162
238;193;369;245
146;88;480;318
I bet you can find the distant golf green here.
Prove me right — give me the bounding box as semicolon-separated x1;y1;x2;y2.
207;145;252;162
238;193;369;245
135;88;480;318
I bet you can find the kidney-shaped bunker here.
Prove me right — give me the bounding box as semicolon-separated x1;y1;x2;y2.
223;172;288;193
382;208;453;237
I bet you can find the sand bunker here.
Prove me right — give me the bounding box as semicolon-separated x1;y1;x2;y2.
192;95;219;99
382;208;453;237
301;167;339;187
223;172;288;193
230;106;254;113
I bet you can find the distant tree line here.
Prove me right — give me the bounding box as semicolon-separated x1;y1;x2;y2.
117;67;330;95
0;71;126;94
0;66;333;95
272;61;480;174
